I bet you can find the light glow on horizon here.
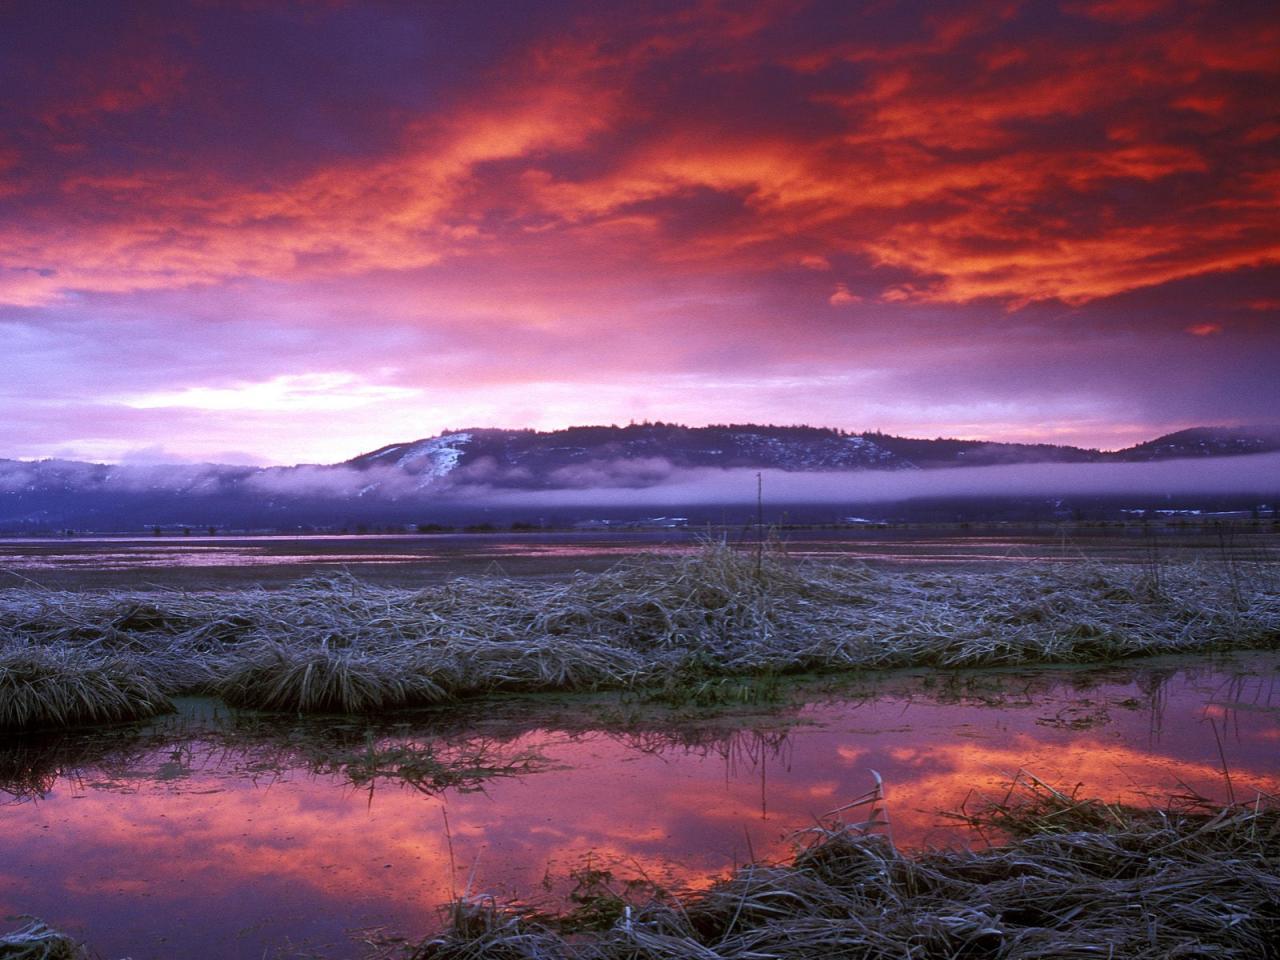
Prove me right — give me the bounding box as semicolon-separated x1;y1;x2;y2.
122;372;421;414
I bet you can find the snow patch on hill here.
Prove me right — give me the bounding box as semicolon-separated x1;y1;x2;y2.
396;432;472;484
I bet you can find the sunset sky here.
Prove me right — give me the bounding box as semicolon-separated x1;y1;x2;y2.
2;0;1277;465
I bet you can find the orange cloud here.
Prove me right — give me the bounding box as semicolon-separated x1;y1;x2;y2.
0;39;625;307
498;13;1276;306
828;282;861;305
1;1;1276;317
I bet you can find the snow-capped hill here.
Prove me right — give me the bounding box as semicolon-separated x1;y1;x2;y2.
342;422;1280;492
342;432;474;496
724;431;906;469
355;433;472;483
5;423;1278;531
345;424;914;488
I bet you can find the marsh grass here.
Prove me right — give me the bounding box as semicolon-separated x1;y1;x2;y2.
0;645;173;732
409;777;1280;960
0;917;85;960
2;542;1278;730
220;644;448;713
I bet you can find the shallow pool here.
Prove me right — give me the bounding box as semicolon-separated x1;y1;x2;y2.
1;654;1276;959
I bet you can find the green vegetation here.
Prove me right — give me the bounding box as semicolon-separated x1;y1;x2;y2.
1;542;1278;731
410;778;1280;959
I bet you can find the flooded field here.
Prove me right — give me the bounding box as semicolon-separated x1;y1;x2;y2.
2;654;1276;959
2;523;1276;589
2;530;1277;956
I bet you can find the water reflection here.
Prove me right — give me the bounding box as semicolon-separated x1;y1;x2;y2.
0;655;1276;960
5;528;1273;585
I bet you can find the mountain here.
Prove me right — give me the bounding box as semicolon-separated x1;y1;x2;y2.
343;422;1280;489
343;424;909;493
1109;426;1280;461
2;423;1277;531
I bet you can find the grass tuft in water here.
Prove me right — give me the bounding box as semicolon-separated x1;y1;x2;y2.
0;646;173;733
409;776;1280;960
0;917;86;960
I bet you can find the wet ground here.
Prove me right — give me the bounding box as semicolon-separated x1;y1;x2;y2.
1;654;1276;960
2;523;1276;589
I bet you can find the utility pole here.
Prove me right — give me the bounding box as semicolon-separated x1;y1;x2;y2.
756;471;764;578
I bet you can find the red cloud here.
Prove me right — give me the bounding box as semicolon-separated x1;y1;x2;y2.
41;54;188;130
0;43;625;305
1062;0;1172;24
1;1;1276;315
828;282;861;305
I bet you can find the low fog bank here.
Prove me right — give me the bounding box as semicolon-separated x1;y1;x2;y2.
0;459;256;495
3;451;1277;509
461;452;1280;508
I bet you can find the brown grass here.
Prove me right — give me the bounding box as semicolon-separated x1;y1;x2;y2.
220;643;449;712
2;542;1277;729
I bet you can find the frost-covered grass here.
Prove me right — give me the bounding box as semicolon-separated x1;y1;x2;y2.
411;777;1280;960
14;778;1278;959
1;542;1277;730
0;917;85;959
0;645;172;731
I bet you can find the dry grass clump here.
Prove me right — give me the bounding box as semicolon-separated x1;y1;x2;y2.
411;778;1280;960
219;643;448;713
2;541;1278;727
0;645;172;733
0;917;86;960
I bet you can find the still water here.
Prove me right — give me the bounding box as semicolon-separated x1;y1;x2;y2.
4;526;1271;590
1;655;1276;959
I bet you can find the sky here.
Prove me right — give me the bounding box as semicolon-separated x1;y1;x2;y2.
1;0;1277;466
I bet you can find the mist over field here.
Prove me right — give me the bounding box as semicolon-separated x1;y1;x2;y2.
463;452;1280;508
3;451;1277;506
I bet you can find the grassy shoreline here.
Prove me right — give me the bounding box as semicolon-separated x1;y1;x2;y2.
2;542;1278;732
405;778;1280;960
8;779;1276;959
5;650;1272;805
